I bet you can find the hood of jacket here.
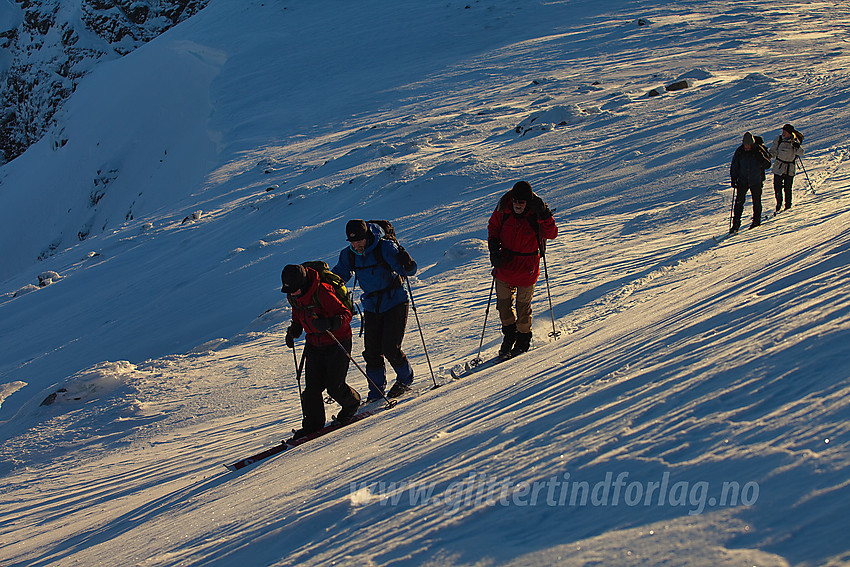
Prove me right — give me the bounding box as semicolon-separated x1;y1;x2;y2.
352;222;386;257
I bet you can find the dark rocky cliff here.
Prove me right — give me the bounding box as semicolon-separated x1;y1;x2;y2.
0;0;208;163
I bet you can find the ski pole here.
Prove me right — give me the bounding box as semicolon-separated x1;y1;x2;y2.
729;184;736;231
797;156;815;195
325;331;396;408
472;276;496;366
353;273;365;338
538;238;560;339
404;277;439;389
293;345;306;398
290;340;308;421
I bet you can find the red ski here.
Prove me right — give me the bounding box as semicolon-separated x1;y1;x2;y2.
225;402;394;471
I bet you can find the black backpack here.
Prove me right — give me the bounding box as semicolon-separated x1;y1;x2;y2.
368;219;398;243
348;219;407;272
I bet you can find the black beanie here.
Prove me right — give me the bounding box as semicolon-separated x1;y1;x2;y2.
782;123;795;135
511;181;533;202
345;219;369;242
281;264;307;294
742;132;755;145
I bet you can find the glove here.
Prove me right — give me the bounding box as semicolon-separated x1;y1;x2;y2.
731;178;738;189
397;249;417;275
530;196;553;220
285;323;302;348
490;250;502;268
311;318;333;333
488;237;505;267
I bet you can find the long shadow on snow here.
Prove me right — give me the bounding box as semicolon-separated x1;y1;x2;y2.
6;472;234;567
546;231;727;333
25;224;849;566
195;317;849;565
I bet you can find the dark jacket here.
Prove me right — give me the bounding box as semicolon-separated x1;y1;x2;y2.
289;268;353;347
488;193;558;287
731;143;772;187
332;222;417;314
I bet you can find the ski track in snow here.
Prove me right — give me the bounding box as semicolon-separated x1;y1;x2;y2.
2;0;850;566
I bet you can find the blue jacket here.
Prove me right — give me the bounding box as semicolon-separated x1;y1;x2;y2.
332;223;417;314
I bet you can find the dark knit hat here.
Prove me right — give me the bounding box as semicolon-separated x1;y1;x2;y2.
742;132;755;145
345;219;369;242
782;123;795;135
511;181;533;202
281;264;307;294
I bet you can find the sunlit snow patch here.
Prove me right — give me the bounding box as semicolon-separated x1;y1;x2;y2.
40;361;139;406
0;381;27;410
444;239;487;262
515;104;598;135
349;486;378;507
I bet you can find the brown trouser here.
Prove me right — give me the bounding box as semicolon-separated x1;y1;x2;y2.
495;279;535;333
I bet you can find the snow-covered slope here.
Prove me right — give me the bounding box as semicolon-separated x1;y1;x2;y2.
1;0;850;565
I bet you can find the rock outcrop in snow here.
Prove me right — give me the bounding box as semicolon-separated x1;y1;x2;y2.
0;0;208;163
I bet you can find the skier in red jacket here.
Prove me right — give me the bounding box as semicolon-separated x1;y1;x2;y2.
282;264;360;438
487;181;558;357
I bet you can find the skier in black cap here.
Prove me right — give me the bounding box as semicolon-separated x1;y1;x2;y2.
488;181;558;357
730;131;772;232
332;220;418;401
282;264;360;438
769;123;805;212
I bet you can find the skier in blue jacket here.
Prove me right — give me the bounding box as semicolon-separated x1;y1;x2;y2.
333;220;418;401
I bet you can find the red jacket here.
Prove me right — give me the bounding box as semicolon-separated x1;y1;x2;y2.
289;268;353;346
488;196;558;287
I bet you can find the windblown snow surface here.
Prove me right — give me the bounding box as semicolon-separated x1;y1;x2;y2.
1;1;850;565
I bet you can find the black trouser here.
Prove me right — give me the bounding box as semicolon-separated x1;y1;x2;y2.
301;338;358;431
774;174;794;210
732;183;763;229
363;302;410;373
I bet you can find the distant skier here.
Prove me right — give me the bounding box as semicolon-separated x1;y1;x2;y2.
282;264;360;439
488;181;558;357
729;132;772;232
769;123;805;212
332;220;418;401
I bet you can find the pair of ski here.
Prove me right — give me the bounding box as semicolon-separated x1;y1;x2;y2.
225;398;397;471
226;353;510;471
717;208;787;242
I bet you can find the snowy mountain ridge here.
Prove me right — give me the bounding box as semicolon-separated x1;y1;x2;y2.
0;0;208;163
1;0;850;565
